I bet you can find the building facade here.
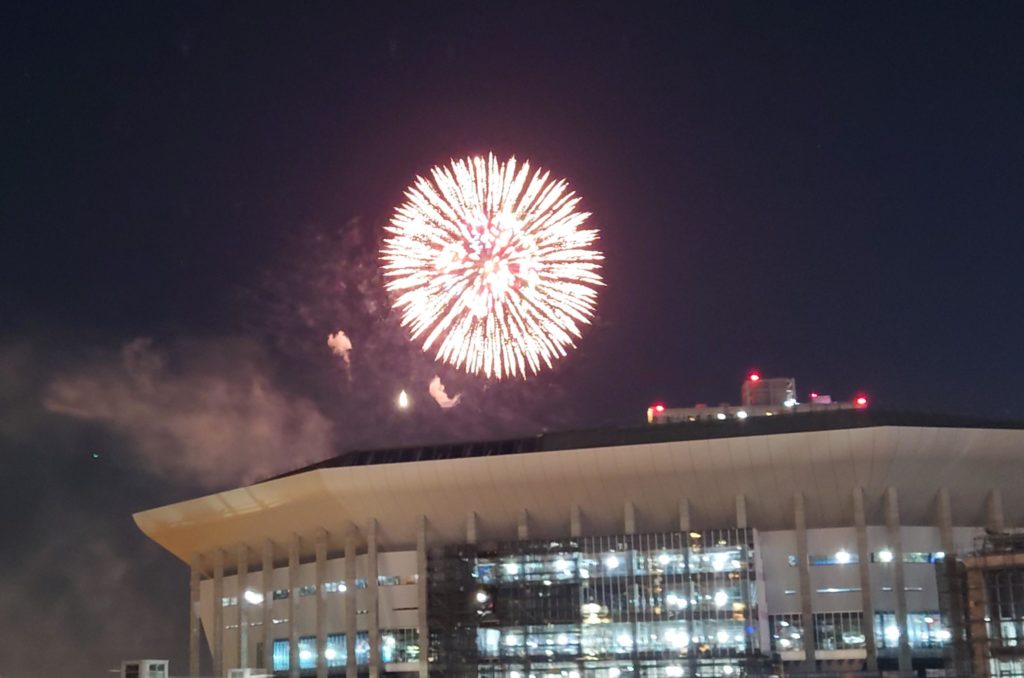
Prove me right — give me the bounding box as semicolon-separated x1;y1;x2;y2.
134;411;1024;677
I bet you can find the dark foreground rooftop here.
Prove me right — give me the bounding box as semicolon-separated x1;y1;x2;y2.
270;409;1024;482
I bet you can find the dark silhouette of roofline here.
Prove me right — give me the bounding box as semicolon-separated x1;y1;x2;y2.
266;409;1024;482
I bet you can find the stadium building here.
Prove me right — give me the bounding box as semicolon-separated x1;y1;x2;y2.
135;380;1024;678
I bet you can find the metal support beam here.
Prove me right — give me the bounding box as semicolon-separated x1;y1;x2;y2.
288;534;300;678
213;549;225;678
794;492;816;668
189;553;201;677
736;494;748;529
987;489;1005;532
367;519;381;678
853;487;877;671
416;515;429;678
262;540;273;673
679;498;691;533
886;487;912;672
315;529;327;678
345;531;358;678
238;543;249;670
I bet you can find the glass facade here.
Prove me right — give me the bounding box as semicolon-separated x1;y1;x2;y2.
271;628;418;672
428;529;762;676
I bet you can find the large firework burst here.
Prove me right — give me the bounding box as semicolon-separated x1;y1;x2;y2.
381;154;604;379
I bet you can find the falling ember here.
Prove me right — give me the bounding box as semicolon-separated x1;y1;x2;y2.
381;153;604;379
397;389;409;409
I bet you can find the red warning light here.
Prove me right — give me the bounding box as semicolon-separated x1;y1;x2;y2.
748;372;761;382
653;403;666;413
855;395;868;408
810;392;819;399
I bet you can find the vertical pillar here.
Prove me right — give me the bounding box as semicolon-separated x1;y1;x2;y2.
288;534;300;678
189;553;201;677
315;529;327;678
794;492;816;668
885;487;912;672
416;515;429;678
624;501;636;534
262;540;274;673
987;489;1005;532
736;494;748;529
367;519;381;678
570;504;582;537
938;488;968;675
937;488;956;557
213;549;225;678
466;511;478;544
345;531;358;678
517;509;529;541
679;498;691;533
853;487;877;671
238;543;250;670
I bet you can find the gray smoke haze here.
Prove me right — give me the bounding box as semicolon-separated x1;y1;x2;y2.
44;337;335;488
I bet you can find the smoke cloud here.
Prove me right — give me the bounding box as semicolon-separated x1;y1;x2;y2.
428;375;462;409
44;337;335;488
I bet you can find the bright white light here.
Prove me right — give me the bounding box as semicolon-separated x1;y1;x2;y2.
716;412;727;420
714;590;729;607
784;398;797;408
579;567;590;579
936;629;952;642
505;634;519;646
712;554;727;571
934;551;946;560
924;616;935;624
299;649;313;661
658;552;671;565
723;667;735;676
503;562;520;575
666;667;684;677
557;633;568;646
609;669;621;678
616;633;632;647
554;557;570;572
716;629;731;643
605;554;621;570
243;589;264;605
736;410;748;419
885;625;901;642
510;672;521;678
878;549;894;563
835;549;851;564
568;671;580;678
666;593;679;607
397;389;409;409
475;591;488;604
324;648;337;661
779;638;792;648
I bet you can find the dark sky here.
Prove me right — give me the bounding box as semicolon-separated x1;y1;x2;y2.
2;2;1023;675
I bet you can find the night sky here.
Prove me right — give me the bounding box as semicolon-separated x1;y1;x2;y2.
2;3;1023;675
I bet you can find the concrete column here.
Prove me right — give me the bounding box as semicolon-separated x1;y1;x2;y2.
416;515;429;678
367;519;381;678
345;531;358;678
315;528;327;678
288;534;300;678
624;501;636;534
679;498;691;533
938;488;955;557
262;540;273;673
517;509;529;540
736;494;748;529
466;511;478;544
794;492;816;668
238;543;249;670
853;487;877;671
189;553;201;677
987;489;1005;532
570;504;582;537
213;549;225;678
885;487;912;672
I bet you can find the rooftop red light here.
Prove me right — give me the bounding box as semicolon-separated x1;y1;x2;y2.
855;395;868;408
748;372;761;382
